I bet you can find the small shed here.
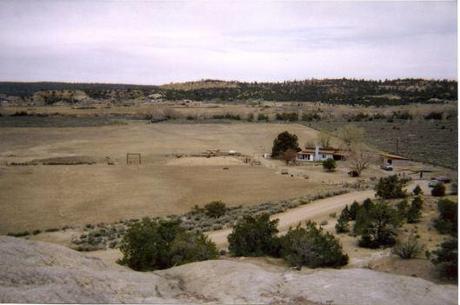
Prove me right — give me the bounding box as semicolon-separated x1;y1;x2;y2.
380;152;409;167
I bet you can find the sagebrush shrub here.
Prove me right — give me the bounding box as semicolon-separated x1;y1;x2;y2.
322;158;336;172
257;113;269;121
392;234;423;259
204;201;227;218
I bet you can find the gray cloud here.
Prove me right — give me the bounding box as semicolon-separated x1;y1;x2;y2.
0;0;456;84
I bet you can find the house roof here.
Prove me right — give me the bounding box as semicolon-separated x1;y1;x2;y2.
380;152;409;160
299;147;347;156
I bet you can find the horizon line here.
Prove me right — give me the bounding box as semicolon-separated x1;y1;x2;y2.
0;77;457;87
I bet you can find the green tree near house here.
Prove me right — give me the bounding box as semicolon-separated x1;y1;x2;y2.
322;158;337;172
271;131;300;158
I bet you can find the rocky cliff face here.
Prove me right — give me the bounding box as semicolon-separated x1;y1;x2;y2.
0;236;457;304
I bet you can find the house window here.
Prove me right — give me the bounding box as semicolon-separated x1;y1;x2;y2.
299;154;310;160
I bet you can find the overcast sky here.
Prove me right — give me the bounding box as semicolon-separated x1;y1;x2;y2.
0;0;457;84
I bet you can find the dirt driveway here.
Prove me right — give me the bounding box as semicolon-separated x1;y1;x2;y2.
207;181;427;248
207;189;376;248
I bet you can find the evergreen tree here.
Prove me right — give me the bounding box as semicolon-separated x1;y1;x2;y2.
407;196;423;223
335;214;350;233
396;199;409;222
375;175;407;199
349;201;360;220
355;202;401;248
413;185;423;196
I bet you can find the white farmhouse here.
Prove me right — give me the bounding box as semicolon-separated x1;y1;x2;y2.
297;145;346;162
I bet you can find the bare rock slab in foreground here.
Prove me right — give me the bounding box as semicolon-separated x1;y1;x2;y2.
0;236;457;305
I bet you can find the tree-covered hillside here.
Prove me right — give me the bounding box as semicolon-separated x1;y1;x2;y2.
0;82;157;98
0;78;456;106
159;79;457;105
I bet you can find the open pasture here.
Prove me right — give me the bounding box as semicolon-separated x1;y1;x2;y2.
0;122;337;233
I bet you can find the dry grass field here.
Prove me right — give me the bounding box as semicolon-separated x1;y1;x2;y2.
0;121;343;234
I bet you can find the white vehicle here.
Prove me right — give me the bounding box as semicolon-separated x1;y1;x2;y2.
428;180;442;188
380;164;393;171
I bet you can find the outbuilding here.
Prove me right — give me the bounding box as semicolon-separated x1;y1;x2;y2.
380;152;409;167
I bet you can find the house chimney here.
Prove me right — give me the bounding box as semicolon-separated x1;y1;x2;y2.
315;144;320;161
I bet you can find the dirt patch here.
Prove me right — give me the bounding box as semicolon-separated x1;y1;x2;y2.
27;229;80;248
166;156;244;166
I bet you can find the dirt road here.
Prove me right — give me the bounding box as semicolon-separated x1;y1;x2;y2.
86;181;425;262
207;181;429;248
207;189;376;248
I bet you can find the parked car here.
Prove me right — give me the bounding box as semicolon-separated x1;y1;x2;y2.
434;176;451;184
380;164;393;171
428;180;442;188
